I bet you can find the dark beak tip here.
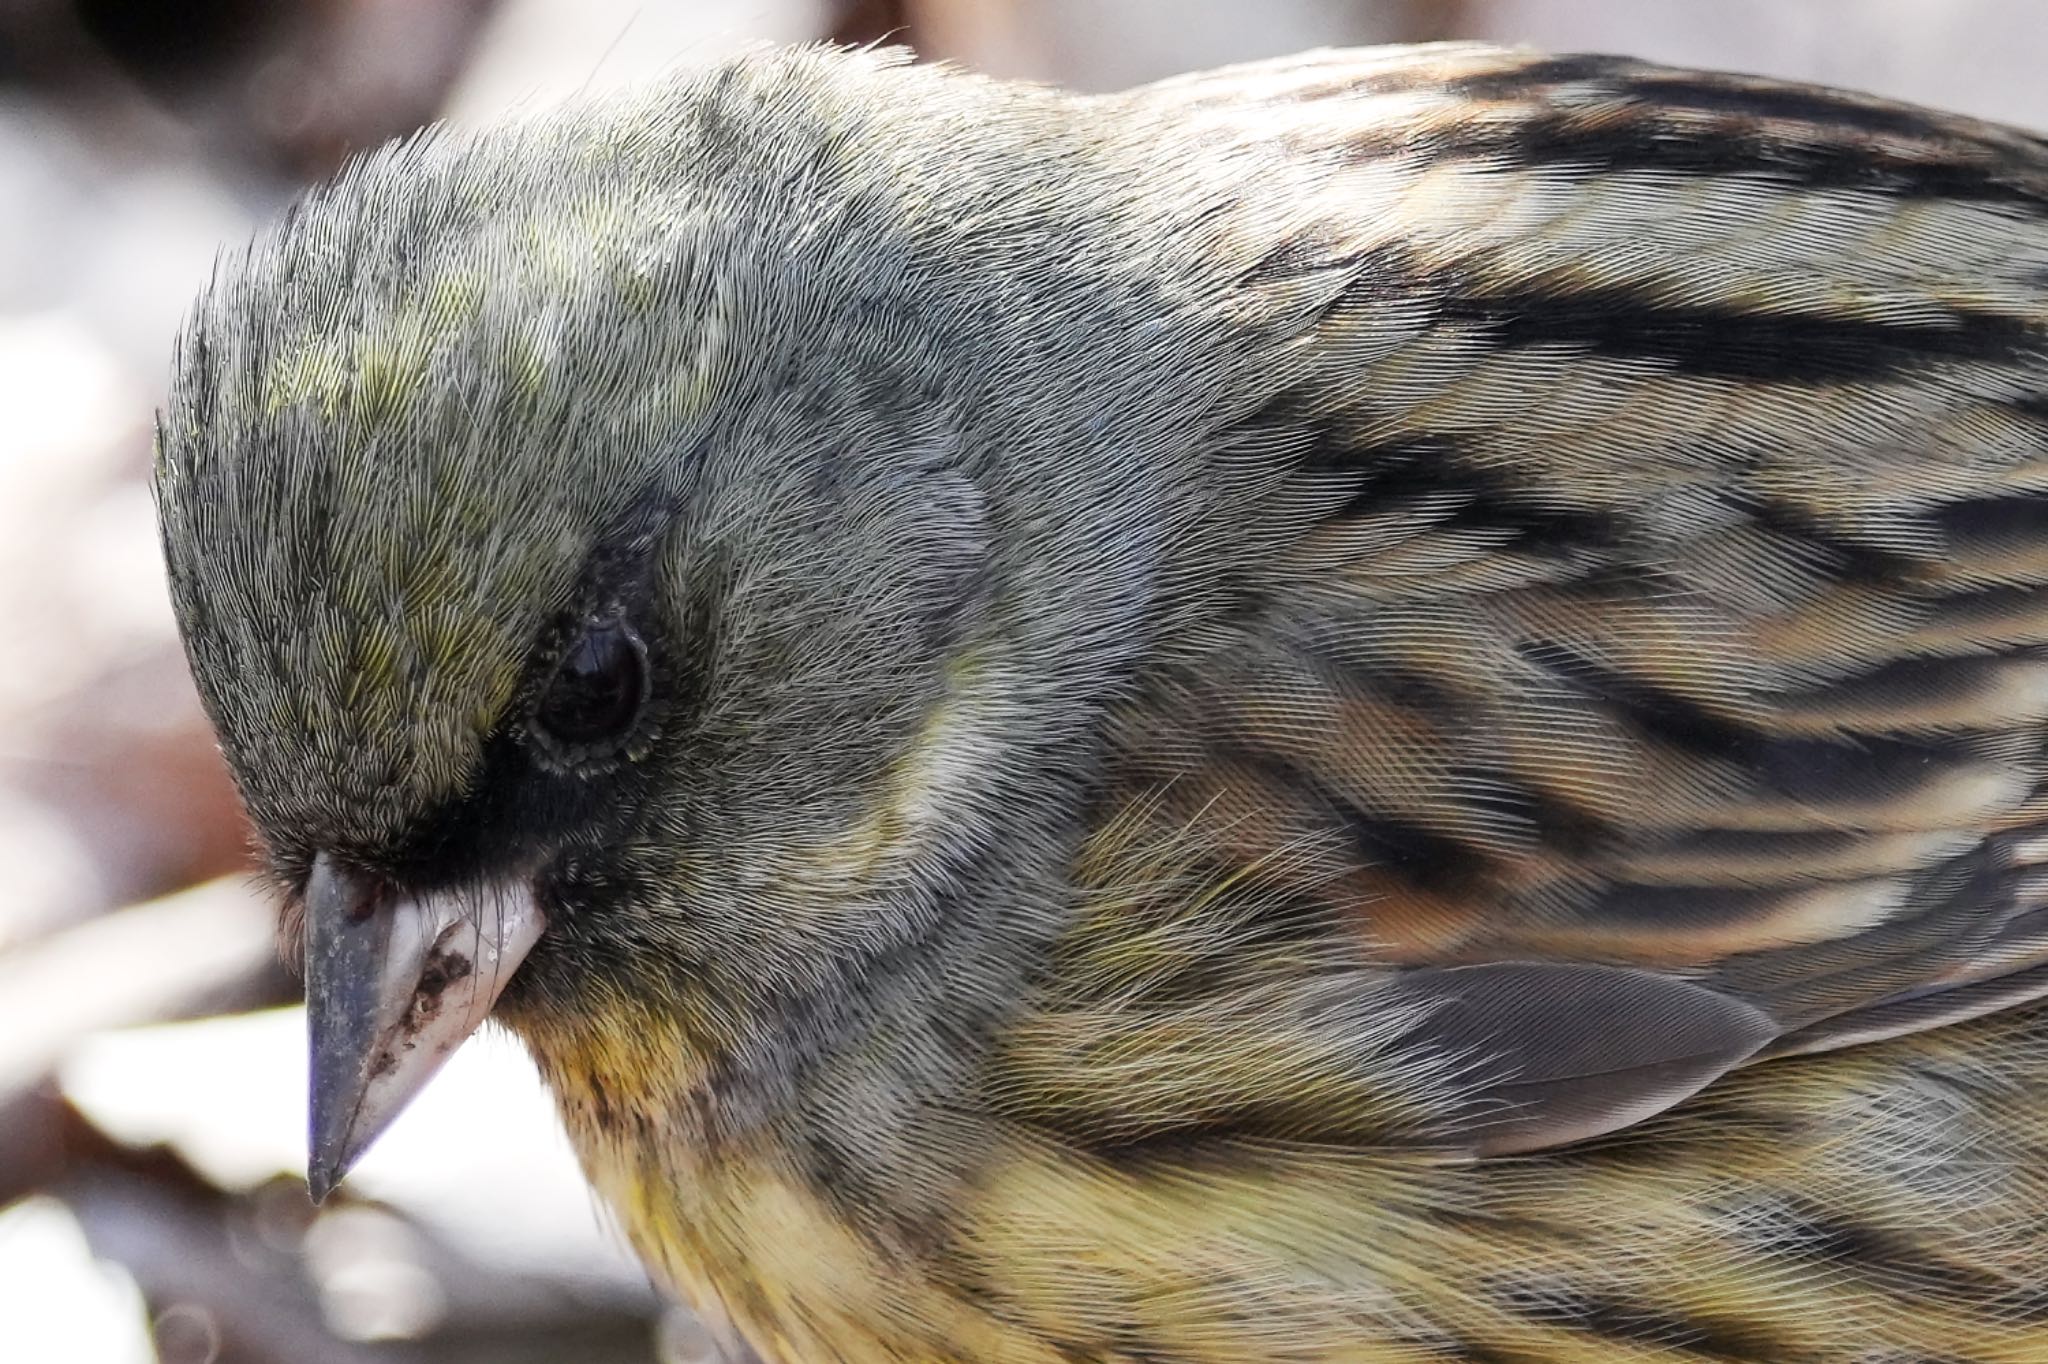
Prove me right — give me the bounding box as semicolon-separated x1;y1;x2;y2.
305;1128;350;1205
305;1166;336;1206
307;1091;371;1206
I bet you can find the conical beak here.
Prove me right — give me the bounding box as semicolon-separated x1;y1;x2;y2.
302;854;545;1201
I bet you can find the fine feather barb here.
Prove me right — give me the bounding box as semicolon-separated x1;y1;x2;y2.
1031;45;2048;1158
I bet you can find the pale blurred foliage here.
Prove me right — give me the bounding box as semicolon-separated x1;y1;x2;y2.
2;2;2043;1361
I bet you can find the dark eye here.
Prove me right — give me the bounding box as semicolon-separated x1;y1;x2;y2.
533;620;648;753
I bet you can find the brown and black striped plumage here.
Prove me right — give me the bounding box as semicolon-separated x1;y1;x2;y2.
161;42;2048;1363
1114;44;2048;1063
1097;43;2048;1076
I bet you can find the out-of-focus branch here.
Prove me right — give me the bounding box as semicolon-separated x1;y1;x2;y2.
1388;0;1480;43
897;0;1475;90
826;0;919;50
0;876;285;1095
60;1168;409;1364
0;877;290;1204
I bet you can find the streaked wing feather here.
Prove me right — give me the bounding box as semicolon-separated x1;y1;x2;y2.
1027;47;2048;1157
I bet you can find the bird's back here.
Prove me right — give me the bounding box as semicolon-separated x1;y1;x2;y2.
1080;40;2048;1102
950;45;2048;1364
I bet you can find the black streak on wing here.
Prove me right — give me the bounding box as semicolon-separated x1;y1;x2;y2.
1488;1285;1792;1364
1223;742;1497;897
1439;285;2040;385
1518;638;1973;807
1623;73;2020;146
1359;57;2048;213
1334;108;2048;210
1281;418;1624;562
1734;495;1932;585
1516;640;1751;761
1934;492;2048;547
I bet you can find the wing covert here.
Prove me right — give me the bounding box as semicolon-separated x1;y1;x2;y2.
1019;46;2048;1156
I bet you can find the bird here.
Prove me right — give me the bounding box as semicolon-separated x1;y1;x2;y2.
154;40;2048;1363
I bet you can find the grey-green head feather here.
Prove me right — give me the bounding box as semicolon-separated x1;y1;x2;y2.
154;46;1269;1162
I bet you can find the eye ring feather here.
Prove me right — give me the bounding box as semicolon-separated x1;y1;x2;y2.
526;616;652;768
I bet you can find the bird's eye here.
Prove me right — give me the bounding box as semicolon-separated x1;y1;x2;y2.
533;620;648;754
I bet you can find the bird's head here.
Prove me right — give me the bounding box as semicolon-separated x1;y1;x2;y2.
155;50;1204;1195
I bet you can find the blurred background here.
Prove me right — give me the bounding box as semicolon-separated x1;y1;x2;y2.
2;2;2045;1360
